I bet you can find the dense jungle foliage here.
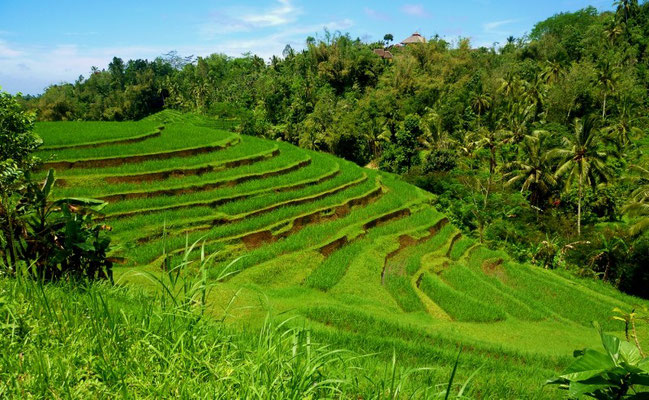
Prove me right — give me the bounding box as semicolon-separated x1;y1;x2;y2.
18;1;649;298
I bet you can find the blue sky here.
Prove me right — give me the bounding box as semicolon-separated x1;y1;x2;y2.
0;0;612;95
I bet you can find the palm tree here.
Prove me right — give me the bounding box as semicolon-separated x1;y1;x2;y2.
614;0;638;25
420;107;447;149
602;102;643;151
500;102;535;143
540;61;563;85
498;74;521;100
504;131;557;208
467;128;508;208
589;234;628;283
604;19;624;44
551;117;611;236
523;75;547;119
623;165;649;236
595;61;618;120
363;126;391;159
471;93;492;129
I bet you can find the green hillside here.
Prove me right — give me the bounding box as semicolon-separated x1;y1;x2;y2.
34;111;649;398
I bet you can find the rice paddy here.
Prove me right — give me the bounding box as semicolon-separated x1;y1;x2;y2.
35;111;649;398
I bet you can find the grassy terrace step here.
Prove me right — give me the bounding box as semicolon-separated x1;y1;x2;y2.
47;135;275;179
41;127;162;151
458;246;628;330
439;264;545;321
38;123;239;169
35;120;161;147
118;175;381;265
124;167;366;239
38;122;235;160
190;173;433;279
105;166;340;220
448;236;476;260
41;135;239;170
419;272;508;322
140;178;385;266
381;217;450;284
57;144;280;186
102;152;339;217
54;151;311;200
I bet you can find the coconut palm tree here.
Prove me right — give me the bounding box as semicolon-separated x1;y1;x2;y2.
614;0;638;25
523;75;547;119
504;131;557;208
471;93;492;129
604;19;624;44
595;61;618;120
589;234;628;283
623;165;649;236
551;117;612;236
466;128;509;208
602;102;643;151
540;61;563;85
500;102;535;143
498;74;521;100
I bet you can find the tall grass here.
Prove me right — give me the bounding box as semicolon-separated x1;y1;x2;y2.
0;255;473;399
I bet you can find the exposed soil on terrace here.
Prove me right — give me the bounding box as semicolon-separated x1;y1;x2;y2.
317;207;414;257
482;258;505;279
240;185;384;250
100;148;280;184
106;167;339;220
445;232;463;257
381;217;449;284
95;158;311;203
131;178;380;248
42;137;239;170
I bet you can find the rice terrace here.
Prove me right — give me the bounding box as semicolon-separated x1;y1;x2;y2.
2;0;649;399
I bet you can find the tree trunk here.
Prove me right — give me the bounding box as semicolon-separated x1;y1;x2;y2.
577;174;582;237
603;259;610;282
1;194;18;269
602;93;607;120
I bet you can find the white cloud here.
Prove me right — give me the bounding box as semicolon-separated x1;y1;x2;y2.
0;40;23;58
401;4;431;18
483;19;517;32
200;0;301;38
241;0;297;27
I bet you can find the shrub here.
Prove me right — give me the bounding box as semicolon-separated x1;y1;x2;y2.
423;149;457;173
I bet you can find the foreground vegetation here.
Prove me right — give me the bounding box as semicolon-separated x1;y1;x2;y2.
0;270;478;399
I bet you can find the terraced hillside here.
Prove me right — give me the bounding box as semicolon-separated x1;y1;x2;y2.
35;111;649;398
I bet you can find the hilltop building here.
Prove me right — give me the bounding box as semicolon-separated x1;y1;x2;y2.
401;32;426;45
372;48;393;60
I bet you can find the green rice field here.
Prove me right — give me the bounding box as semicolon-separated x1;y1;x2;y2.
34;110;649;398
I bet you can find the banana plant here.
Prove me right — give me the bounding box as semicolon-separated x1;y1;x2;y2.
547;324;649;399
14;169;113;280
